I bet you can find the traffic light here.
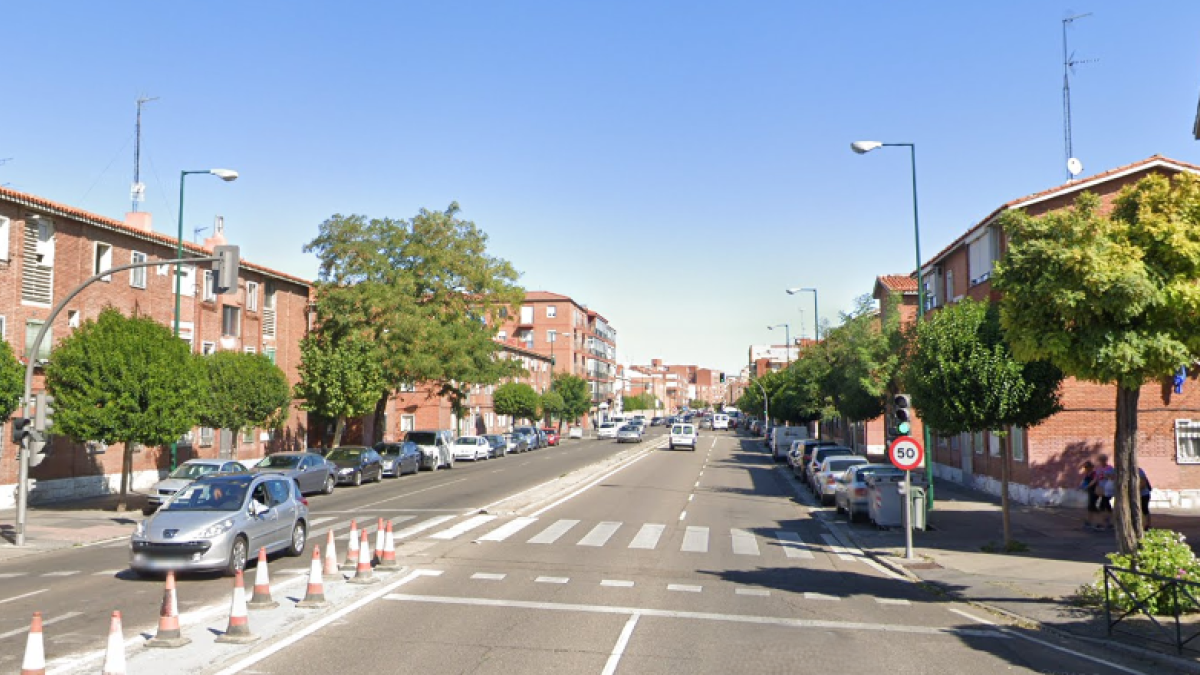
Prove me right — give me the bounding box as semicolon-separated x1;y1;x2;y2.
893;394;912;435
720;373;726;384
11;417;31;444
214;245;240;295
27;438;48;468
34;393;54;435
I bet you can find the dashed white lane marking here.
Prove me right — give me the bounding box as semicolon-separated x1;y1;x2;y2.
681;526;709;553
875;598;910;605
577;521;622;547
395;515;456;539
0;589;47;605
41;571;80;577
948;607;996;625
535;576;569;584
309;516;336;526
628;523;665;550
804;592;839;601
477;516;538;542
600;612;641;675
731;528;760;556
528;519;580;544
0;611;82;640
820;534;856;561
668;584;702;593
694;481;700;488
687;494;694;502
736;588;770;597
0;573;26;579
471;573;506;581
431;514;498;540
678;511;687;521
601;580;635;587
93;570;124;577
774;531;814;559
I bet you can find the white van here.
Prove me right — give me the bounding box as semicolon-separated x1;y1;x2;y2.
712;414;729;430
771;426;810;462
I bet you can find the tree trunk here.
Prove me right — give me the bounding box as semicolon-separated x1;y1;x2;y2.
332;416;346;448
1114;385;1143;556
371;393;389;445
118;444;133;512
1000;438;1012;547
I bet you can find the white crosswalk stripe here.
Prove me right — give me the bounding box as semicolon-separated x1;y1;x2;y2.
730;528;759;556
431;514;498;540
41;571;80;577
395;515;456;539
774;531;814;559
477;516;538;542
875;598;910;605
820;533;856;561
628;523;665;550
681;526;709;553
528;519;580;544
577;521;622;547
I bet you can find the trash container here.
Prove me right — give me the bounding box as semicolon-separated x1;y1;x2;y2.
867;473;905;528
908;486;926;531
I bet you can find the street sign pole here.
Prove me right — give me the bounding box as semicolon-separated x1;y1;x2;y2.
904;469;914;560
888;435;924;562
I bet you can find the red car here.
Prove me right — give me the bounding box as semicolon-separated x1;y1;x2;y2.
542;428;561;446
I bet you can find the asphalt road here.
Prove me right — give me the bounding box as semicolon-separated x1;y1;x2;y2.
0;434;637;672
206;430;1159;675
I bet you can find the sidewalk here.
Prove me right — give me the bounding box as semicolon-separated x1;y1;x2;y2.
832;476;1200;671
0;492;148;563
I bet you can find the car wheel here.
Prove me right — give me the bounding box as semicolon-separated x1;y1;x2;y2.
226;536;249;577
669;443;674;450
322;475;335;495
353;471;363;487
286;521;307;557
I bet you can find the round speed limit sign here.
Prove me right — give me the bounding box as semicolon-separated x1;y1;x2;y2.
888;435;924;471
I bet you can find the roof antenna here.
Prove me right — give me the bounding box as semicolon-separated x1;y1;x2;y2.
131;95;159;212
1062;12;1096;182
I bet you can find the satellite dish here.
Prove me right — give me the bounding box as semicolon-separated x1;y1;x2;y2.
1067;157;1083;177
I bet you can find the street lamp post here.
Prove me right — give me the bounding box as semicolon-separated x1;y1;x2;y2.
785;287;819;341
851;140;933;507
767;323;791;366
172;168;238;471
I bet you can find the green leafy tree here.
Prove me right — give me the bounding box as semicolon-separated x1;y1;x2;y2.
494;382;540;425
820;294;904;423
45;308;206;508
304;204;526;443
0;339;23;420
994;174;1200;555
200;352;293;435
294;334;386;448
552;374;591;424
540;390;564;427
904;298;1063;546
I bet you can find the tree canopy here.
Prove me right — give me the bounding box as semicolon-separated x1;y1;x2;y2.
294;334;386;447
0;338;23;420
820;294;904;422
552;373;591;423
493;382;540;423
200;351;292;433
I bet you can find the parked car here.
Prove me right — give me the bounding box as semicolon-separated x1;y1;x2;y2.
803;446;855;485
513;426;542;449
597;423;618;439
144;459;249;515
130;473;308;577
373;441;422;477
536;429;549;448
567;426;584;439
650;417;664;427
836;464;904;522
484;434;509;458
453;436;491;461
794;439;841;479
326;446;385;486
813;456;870;505
668;423;698;451
404;430;455;470
504;432;530;454
616;424;643;443
256;452;337;495
771;426;810;462
542;428;561;446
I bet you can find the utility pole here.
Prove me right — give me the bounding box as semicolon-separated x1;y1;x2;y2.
131;96;159;212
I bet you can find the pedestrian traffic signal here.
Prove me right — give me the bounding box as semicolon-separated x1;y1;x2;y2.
893;394;912;435
11;417;31;444
34;393;54;435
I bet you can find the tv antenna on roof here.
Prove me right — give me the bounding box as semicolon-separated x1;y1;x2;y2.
131;95;159;212
1062;12;1097;182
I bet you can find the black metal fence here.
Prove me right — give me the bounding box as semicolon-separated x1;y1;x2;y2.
1104;564;1200;655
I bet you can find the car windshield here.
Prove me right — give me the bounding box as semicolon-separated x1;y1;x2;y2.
374;444;399;457
163;479;250;511
619;425;636;432
326;448;363;461
456;437;479;445
167;463;221;480
600;423;615;429
826;459;865;472
405;432;439;446
258;455;301;469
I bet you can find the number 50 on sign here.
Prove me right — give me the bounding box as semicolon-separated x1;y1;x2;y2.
888;435;924;471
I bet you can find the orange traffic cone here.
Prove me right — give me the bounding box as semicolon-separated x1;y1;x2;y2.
101;611;125;675
215;570;259;644
147;571;191;648
297;548;329;608
20;612;45;675
378;520;399;569
247;548;278;609
374;517;385;562
348;528;378;585
323;530;342;581
342;520;359;569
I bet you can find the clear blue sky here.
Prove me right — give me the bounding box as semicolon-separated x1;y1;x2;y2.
4;2;1199;374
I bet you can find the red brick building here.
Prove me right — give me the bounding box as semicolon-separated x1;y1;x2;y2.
0;188;312;507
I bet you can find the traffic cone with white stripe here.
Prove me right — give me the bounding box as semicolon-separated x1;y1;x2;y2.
378;520;399;569
147;571;190;648
374;517;385;562
297;548;329;608
247;548;278;609
215;570;259;644
323;530;342;581
100;611;125;675
20;612;45;675
348;528;378;585
342;520;359;569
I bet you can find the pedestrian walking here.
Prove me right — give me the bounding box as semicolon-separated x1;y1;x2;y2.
1097;454;1115;530
1138;466;1153;529
1080;460;1100;530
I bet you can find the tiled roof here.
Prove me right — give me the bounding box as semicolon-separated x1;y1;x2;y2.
876;274;918;293
523;290;575;302
924;155;1200;269
0;185;312;287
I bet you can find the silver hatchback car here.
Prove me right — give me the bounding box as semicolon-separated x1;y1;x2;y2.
130;473;308;577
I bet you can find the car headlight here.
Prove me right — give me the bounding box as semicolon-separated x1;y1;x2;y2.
339;467;354;475
197;519;235;538
133;520;147;539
